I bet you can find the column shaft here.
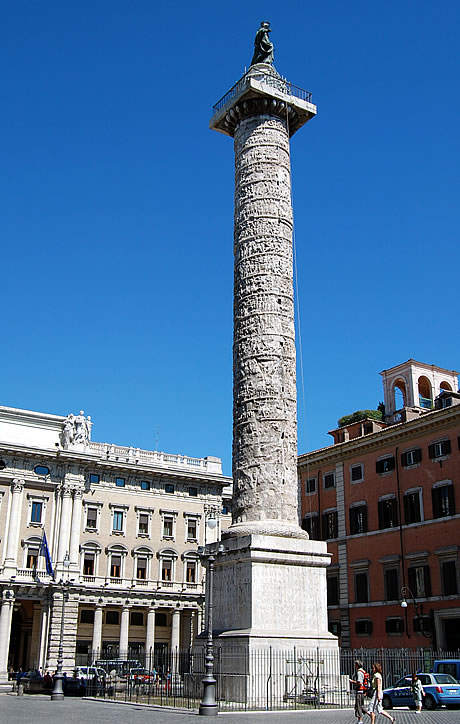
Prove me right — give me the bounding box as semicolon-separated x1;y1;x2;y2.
4;480;24;565
145;608;155;663
119;607;129;658
57;485;73;564
92;606;103;661
0;595;14;680
69;489;83;568
38;602;49;672
232;113;298;528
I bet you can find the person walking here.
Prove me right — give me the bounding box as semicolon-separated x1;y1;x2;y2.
411;673;425;713
350;659;369;724
368;662;395;724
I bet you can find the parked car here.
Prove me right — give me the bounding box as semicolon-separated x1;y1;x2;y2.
434;660;460;683
383;672;460;710
129;668;156;684
74;666;107;681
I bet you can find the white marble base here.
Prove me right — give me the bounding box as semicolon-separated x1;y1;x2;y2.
212;533;337;649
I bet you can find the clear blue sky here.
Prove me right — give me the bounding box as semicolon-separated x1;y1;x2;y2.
2;1;459;476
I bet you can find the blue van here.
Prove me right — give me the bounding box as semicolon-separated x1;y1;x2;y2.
434;660;460;683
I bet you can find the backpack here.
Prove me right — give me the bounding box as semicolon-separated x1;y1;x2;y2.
359;669;372;696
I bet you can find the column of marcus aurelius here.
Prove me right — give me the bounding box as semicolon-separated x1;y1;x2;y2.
208;24;339;658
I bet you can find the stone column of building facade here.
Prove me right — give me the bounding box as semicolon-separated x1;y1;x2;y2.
208;55;338;661
119;606;130;658
92;605;103;660
145;607;155;663
38;601;50;672
69;487;83;570
56;482;73;566
0;591;14;683
3;479;24;574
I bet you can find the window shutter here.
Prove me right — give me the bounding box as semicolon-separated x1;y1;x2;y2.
442;439;452;455
428;444;436;459
414;448;422;464
378;501;384;529
403;495;410;524
376;460;384;474
408;567;416;592
401;452;408;467
362;506;368;533
448;486;456;515
423;565;432;597
432;488;440;518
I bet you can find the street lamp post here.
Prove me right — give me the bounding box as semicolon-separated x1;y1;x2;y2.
198;542;224;716
400;585;432;639
51;553;70;701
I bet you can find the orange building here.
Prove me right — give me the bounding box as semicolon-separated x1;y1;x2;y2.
298;360;460;650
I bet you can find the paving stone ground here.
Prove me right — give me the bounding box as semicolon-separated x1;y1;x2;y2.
1;695;459;724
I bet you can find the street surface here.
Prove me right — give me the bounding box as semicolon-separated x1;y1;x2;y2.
2;696;460;724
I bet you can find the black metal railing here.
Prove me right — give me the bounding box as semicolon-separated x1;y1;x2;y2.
78;646;460;712
212;72;312;114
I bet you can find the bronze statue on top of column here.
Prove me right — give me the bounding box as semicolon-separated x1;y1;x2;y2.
250;21;274;66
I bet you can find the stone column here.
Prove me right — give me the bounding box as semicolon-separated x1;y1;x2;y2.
145;608;155;665
57;483;73;565
170;608;180;674
38;601;50;672
30;603;42;669
0;591;14;681
196;609;203;635
4;479;25;570
230;105;302;536
92;605;103;661
69;487;83;569
119;607;130;658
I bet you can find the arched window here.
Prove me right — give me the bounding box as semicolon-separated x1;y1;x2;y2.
440;381;452;392
157;548;178;584
80;541;102;579
418;376;433;409
132;545;154;583
182;551;200;585
22;536;43;571
393;378;406;410
106;544;128;581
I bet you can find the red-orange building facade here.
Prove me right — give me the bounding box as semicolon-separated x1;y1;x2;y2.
298;360;460;650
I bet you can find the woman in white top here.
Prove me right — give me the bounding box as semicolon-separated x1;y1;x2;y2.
368;663;395;724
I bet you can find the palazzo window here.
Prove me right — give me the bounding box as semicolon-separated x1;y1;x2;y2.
183;552;199;584
130;611;144;626
111;555;121;578
349;504;368;535
184;512;200;542
136;557;147;579
327;575;339;606
404;490;422;525
26;547;39;569
322;510;338;540
107;544;127;581
80;609;95;624
350;464;364;483
158;549;177;583
305;477;316;494
401;449;422;467
323;472;335;489
86;508;97;530
429;439;451;460
353;566;369;603
384;568;400;601
80;542;101;577
160;509;177;540
376;456;395;474
105;610;120;625
27;494;48;527
83;552;95;576
432;483;455;518
408;563;431;598
109;504;128;535
302;514;320;540
378;496;398;529
385;618;404;634
355;619;372;635
440;559;458;596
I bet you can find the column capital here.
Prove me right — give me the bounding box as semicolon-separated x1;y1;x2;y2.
72;486;84;499
1;589;15;603
60;482;72;497
11;478;25;494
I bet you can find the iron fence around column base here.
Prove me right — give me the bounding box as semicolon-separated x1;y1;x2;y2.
81;646;460;712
